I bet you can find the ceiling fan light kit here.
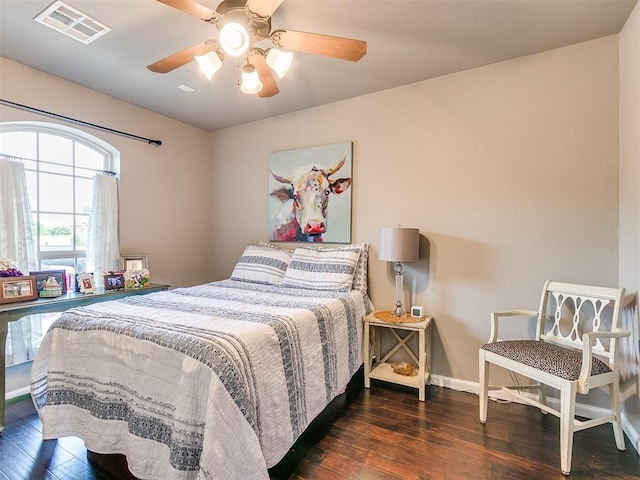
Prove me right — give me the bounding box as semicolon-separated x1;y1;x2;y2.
219;22;250;56
195;51;223;80
265;47;292;78
148;0;367;97
240;63;263;94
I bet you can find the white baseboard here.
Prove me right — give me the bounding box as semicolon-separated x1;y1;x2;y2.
428;373;640;456
5;386;31;401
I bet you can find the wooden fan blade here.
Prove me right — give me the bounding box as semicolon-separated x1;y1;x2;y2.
156;0;215;20
249;54;279;98
147;41;218;73
273;30;367;62
246;0;283;18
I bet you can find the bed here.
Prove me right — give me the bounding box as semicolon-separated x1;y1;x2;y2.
30;243;373;480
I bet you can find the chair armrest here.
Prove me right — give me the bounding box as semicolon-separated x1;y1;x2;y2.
487;309;538;343
578;329;631;390
622;292;637;309
583;329;631;341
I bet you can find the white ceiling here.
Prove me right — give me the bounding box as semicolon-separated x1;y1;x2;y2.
0;0;636;132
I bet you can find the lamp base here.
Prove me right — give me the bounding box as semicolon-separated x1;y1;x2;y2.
393;262;405;317
392;302;405;317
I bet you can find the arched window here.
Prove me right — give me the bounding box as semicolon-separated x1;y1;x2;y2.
0;121;120;276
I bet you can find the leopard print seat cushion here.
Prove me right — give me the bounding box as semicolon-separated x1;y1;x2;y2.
481;340;611;380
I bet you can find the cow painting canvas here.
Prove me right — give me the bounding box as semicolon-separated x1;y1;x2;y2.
269;142;353;243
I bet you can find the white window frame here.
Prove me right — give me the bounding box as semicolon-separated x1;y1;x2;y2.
0;121;120;272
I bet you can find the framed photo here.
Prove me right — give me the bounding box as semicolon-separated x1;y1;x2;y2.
30;270;67;293
77;272;95;294
0;276;38;303
120;253;148;272
104;272;125;291
268;142;352;243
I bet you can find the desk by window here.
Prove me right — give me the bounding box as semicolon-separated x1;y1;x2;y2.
0;283;169;433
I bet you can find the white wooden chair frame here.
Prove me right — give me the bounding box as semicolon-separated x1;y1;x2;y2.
479;280;630;475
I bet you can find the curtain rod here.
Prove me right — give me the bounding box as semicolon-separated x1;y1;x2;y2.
1;153;119;177
0;99;162;146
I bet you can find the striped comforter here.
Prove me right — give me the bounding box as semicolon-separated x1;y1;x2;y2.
31;280;373;480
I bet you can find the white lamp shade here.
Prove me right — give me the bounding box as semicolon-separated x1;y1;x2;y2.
265;48;293;78
195;51;222;80
379;227;419;262
241;64;263;94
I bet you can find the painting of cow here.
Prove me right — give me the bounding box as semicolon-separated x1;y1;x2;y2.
269;142;352;243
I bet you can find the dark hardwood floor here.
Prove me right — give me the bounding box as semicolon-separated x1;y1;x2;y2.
1;376;639;479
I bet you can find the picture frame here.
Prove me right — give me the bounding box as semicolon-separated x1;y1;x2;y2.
268;142;353;243
120;253;148;272
30;270;67;294
77;272;95;294
0;276;38;303
104;272;125;291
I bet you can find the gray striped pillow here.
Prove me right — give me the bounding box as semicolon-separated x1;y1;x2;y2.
260;241;369;293
282;246;360;292
350;243;369;293
231;245;292;285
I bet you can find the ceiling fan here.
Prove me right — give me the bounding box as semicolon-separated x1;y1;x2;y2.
147;0;367;98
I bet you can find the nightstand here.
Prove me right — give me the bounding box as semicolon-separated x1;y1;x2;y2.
364;310;433;401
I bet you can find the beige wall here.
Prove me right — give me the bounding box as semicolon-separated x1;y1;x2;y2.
619;1;640;445
0;57;213;288
211;36;620;382
620;0;640;294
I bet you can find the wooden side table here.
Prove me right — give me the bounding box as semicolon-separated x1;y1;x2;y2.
364;310;433;401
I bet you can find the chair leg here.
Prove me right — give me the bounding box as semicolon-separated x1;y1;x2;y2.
559;383;577;475
538;382;548;415
609;381;626;450
479;351;489;424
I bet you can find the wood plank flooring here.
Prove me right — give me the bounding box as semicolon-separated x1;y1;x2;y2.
1;376;639;479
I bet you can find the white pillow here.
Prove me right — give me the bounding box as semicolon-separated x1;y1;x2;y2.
282;246;360;292
231;244;292;285
260;241;369;293
259;241;292;253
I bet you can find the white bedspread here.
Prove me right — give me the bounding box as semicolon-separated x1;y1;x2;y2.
31;280;373;480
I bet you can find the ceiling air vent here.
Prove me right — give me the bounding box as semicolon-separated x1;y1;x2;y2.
34;1;111;44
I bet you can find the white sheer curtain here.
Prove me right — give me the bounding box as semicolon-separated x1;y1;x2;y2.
0;156;38;273
0;155;39;366
86;172;119;286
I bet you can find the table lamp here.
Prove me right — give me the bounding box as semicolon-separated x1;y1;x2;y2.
379;227;420;316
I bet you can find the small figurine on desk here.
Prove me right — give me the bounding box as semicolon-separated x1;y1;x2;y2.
0;258;23;277
124;268;150;289
39;276;62;298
